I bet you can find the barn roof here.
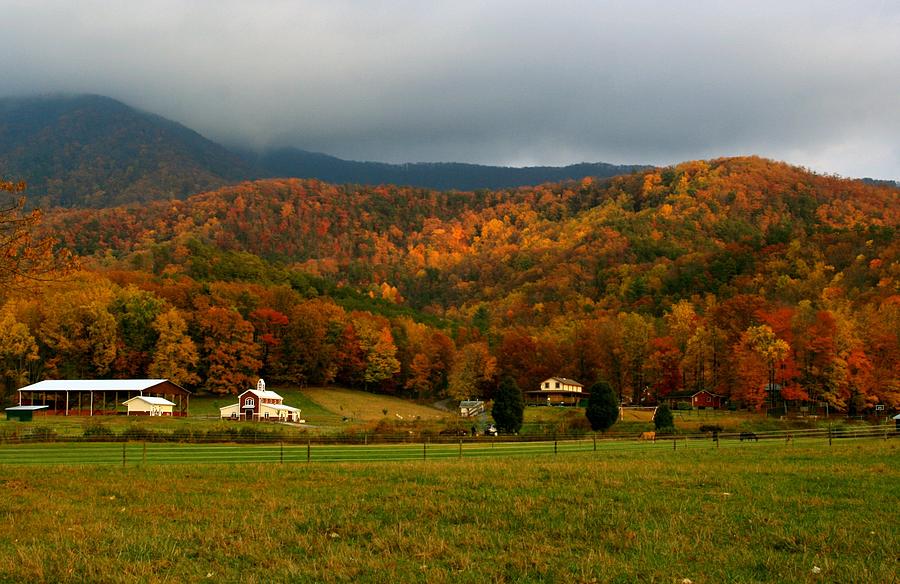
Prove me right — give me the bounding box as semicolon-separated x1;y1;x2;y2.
18;379;187;393
5;405;49;411
265;403;300;412
240;388;284;400
123;396;176;406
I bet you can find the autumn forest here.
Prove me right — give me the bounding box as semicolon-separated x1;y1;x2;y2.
1;156;898;413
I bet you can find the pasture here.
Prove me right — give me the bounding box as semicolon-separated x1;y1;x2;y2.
299;387;451;423
0;438;896;583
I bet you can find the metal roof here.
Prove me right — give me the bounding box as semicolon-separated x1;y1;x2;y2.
543;377;584;387
240;389;284;400
122;396;176;406
18;379;175;393
265;404;300;412
5;405;49;411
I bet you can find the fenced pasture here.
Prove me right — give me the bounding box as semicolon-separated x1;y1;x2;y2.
0;438;896;583
0;424;894;466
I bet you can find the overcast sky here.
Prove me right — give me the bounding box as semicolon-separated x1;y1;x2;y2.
2;1;899;178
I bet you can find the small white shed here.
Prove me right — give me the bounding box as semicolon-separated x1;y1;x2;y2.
123;396;176;416
459;400;485;417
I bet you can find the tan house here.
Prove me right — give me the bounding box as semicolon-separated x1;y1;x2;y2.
220;379;302;422
525;377;587;406
123;395;176;416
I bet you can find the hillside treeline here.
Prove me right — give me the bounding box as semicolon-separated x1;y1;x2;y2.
3;156;897;410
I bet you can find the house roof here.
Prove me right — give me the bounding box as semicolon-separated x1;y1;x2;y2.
543;377;583;387
459;400;483;407
123;396;175;406
18;379;187;393
240;389;284;401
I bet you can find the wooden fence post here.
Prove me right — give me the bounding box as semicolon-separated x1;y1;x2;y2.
122;442;126;467
307;439;311;462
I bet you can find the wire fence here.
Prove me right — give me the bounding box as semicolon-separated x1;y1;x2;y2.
0;424;894;466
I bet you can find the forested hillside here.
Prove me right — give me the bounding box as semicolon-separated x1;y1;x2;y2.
0;95;252;207
0;95;646;208
256;147;649;191
4;156;898;413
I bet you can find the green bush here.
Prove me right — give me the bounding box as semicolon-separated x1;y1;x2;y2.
553;410;592;437
28;426;57;442
82;420;115;440
698;424;724;434
122;425;163;442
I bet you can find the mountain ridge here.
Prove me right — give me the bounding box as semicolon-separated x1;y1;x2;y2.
254;146;650;191
0;94;252;207
1;94;649;207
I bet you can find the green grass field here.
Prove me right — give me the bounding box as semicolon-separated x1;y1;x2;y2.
0;438;896;583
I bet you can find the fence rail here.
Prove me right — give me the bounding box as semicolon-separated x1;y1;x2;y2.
0;425;894;466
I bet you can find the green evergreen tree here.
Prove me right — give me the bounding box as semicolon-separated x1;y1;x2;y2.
491;375;524;433
585;380;619;432
654;403;675;432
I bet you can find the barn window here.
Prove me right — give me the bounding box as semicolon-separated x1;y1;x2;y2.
544;382;549;388
264;412;269;419
555;382;560;388
245;397;255;407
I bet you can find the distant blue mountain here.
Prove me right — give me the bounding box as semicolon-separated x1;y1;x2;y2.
1;94;649;207
254;147;651;191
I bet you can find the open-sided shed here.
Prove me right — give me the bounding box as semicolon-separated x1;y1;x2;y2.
5;405;49;421
17;379;190;416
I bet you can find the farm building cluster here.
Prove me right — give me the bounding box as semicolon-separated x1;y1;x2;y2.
7;378;302;423
219;379;302;422
13;379;190;417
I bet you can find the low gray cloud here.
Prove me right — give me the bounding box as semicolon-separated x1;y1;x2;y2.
2;0;898;178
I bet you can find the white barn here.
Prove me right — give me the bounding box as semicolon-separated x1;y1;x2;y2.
220;379;302;422
123;395;176;416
